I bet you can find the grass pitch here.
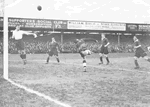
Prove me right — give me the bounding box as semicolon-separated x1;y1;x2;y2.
1;53;150;107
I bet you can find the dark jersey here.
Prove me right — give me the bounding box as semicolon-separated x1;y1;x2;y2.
134;40;140;46
134;40;142;50
50;42;59;51
76;40;87;51
134;39;146;58
76;38;97;52
101;38;108;46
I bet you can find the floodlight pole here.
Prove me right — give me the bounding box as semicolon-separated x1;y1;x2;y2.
3;0;8;79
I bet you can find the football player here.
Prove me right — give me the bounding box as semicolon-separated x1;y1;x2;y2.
46;37;60;64
99;33;110;65
74;38;98;72
11;25;37;65
133;36;150;69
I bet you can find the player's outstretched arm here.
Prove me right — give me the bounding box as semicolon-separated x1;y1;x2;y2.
21;31;37;38
134;45;141;49
104;42;110;47
147;46;150;52
57;43;61;52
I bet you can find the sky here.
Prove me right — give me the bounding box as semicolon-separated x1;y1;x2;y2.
1;0;150;23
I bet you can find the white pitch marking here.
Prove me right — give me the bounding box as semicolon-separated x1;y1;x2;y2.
5;78;71;107
7;59;148;106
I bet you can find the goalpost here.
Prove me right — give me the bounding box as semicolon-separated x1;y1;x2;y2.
2;0;23;79
3;0;8;79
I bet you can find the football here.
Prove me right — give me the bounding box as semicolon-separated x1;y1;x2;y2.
37;5;42;11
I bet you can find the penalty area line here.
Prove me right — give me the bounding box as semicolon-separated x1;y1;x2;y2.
4;78;71;107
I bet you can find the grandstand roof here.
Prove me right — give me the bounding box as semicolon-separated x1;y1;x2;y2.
2;0;150;24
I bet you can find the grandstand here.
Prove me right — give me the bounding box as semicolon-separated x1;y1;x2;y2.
0;17;150;54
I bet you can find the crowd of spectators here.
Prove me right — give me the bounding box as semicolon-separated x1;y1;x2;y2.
0;34;150;54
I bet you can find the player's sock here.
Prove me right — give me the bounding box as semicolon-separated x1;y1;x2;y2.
22;54;26;59
20;54;24;64
56;58;60;63
106;57;110;64
23;59;26;65
134;60;139;68
20;54;23;59
22;54;26;65
100;57;103;64
147;58;150;62
46;57;49;63
83;60;86;72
